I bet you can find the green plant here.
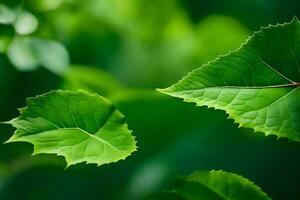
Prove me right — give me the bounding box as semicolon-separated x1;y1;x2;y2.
3;90;136;167
160;17;300;142
2;14;299;199
154;17;300;199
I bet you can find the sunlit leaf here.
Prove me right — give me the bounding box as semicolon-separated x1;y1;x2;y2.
160;17;300;142
4;90;137;167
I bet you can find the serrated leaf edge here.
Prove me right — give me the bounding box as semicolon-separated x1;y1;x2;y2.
158;17;300;142
3;89;138;168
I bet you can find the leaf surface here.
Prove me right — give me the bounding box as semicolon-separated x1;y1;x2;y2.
148;170;271;200
5;90;137;167
160;17;300;141
175;170;271;200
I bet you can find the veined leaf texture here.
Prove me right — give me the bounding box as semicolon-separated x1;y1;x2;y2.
160;17;300;142
5;90;137;167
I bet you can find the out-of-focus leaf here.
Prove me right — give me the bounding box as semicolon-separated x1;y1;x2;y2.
62;66;123;96
0;4;16;24
28;0;64;12
8;37;70;74
7;37;39;71
4;90;137;167
160;17;300;142
13;10;38;35
29;38;70;75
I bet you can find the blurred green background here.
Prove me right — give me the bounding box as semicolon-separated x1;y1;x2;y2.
0;0;300;199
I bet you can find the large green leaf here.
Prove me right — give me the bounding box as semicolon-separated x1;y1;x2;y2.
160;17;300;142
3;90;137;167
148;170;271;200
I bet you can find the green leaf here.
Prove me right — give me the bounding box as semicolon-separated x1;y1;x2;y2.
8;37;70;74
149;170;271;200
160;17;300;142
4;90;137;167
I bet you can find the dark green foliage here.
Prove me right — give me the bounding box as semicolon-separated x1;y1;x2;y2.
0;1;300;200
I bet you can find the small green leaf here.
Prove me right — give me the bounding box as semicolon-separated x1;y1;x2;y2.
4;90;137;167
148;170;271;200
160;17;300;142
8;37;70;74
